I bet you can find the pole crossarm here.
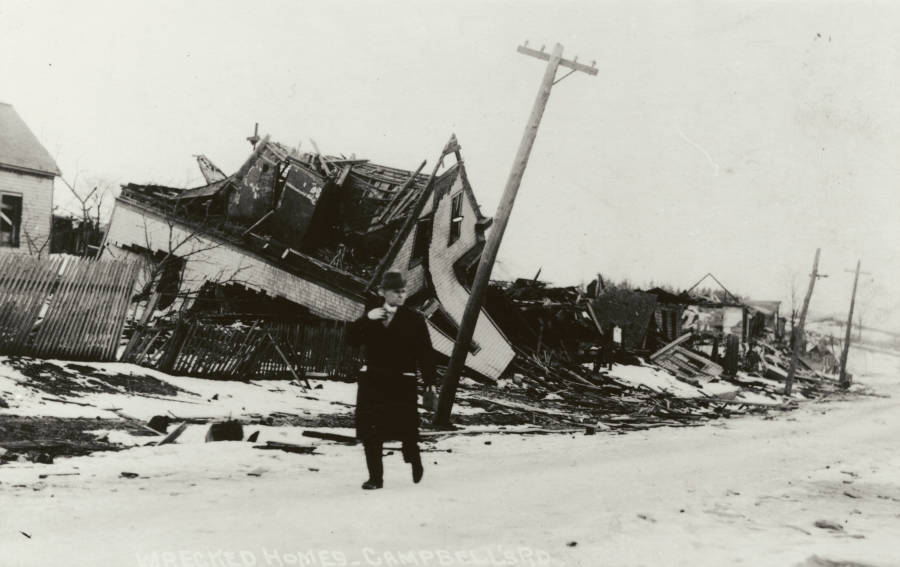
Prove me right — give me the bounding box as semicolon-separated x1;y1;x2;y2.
517;44;599;76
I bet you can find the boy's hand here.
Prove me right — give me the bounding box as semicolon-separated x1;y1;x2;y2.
367;307;387;320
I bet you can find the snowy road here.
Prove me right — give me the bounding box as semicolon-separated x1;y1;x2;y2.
2;349;899;567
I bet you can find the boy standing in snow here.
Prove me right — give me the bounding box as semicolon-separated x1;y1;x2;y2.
347;271;436;490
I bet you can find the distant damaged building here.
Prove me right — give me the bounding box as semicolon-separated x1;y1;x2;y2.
102;135;514;379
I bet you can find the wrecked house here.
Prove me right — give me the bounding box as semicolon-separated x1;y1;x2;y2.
101;135;514;380
485;279;600;362
801;336;840;374
653;273;754;347
744;299;784;342
589;287;659;352
486;278;701;363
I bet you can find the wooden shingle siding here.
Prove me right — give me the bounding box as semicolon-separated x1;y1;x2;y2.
103;201;365;322
0;169;53;254
428;173;514;379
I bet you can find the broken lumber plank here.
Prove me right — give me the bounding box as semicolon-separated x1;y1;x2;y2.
157;422;188;445
419;427;583;438
649;332;693;361
559;367;596;387
0;440;110;455
165;411;219;424
253;441;317;455
123;392;201;405
464;395;589;424
302;431;358;445
242;210;275;237
40;396;95;407
267;332;310;389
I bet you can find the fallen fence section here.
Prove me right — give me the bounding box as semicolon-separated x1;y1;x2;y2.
0;255;140;360
122;316;363;381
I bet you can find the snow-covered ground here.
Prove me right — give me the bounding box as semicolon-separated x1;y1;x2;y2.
2;348;899;567
0;359;360;421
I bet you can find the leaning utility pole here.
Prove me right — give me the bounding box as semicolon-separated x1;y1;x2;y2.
785;248;821;396
838;260;868;388
433;43;597;427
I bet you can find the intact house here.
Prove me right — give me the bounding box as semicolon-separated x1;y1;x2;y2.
0;103;60;254
100;135;515;380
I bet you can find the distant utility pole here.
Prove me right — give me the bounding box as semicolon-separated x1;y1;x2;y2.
433;42;597;427
838;260;871;388
247;123;260;149
785;248;821;396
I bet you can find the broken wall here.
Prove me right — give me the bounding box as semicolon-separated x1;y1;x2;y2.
591;289;658;351
425;168;514;379
267;162;328;249
228;146;279;222
103;200;363;321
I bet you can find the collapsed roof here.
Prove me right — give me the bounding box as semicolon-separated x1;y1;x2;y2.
118;137;475;285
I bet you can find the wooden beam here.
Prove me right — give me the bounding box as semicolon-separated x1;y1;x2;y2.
649;332;692;361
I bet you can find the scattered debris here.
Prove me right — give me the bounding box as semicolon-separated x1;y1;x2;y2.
302;430;358;445
798;555;879;567
0;416;153;459
157;422;189;446
2;358;192;399
33;452;53;464
120;472;139;479
147;415;172;434
253;441;316;455
814;519;844;532
205;420;243;442
651;333;724;380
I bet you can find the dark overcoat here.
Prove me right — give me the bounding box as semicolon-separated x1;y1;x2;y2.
346;306;437;442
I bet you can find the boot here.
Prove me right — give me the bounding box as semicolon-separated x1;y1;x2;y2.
411;457;424;484
361;478;383;490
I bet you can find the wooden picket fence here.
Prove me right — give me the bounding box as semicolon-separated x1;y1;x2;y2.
0;254;141;360
123;316;363;381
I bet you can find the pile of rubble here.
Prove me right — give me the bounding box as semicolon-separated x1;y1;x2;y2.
455;279;865;433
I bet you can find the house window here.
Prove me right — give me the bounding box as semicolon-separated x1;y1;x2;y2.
448;192;463;246
409;218;432;268
0;193;23;248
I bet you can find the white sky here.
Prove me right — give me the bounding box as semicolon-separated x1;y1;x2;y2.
2;0;899;330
